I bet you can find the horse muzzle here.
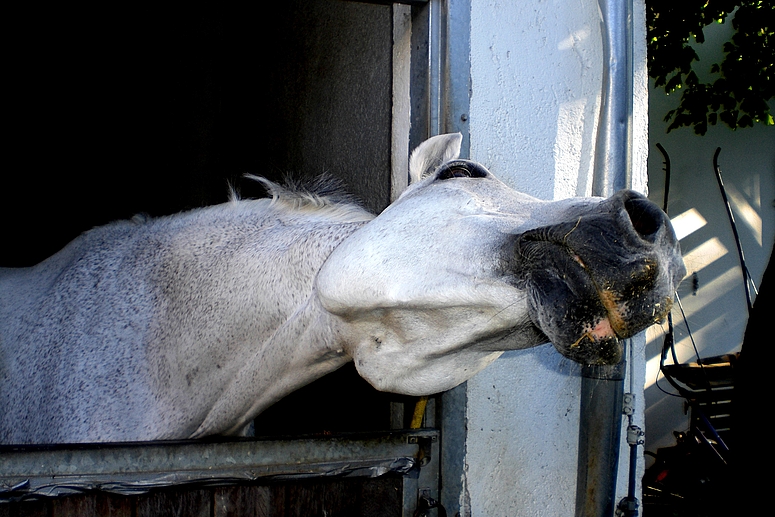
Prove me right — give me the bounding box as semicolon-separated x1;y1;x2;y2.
514;190;684;365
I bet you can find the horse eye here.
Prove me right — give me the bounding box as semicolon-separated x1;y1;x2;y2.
436;160;489;180
440;167;471;179
437;163;488;180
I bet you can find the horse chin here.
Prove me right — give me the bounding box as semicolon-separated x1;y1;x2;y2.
528;295;625;366
527;277;628;365
553;335;623;366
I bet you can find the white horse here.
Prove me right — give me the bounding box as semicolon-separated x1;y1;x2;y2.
0;134;685;444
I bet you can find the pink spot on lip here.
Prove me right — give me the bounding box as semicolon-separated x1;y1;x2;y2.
570;317;618;348
590;317;616;339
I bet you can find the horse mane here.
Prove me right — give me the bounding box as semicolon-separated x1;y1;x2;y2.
233;174;374;223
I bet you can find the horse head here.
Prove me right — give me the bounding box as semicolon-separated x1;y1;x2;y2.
317;133;685;395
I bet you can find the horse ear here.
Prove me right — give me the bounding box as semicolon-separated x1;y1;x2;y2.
409;133;462;184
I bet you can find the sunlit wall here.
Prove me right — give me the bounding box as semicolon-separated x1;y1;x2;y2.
467;0;650;514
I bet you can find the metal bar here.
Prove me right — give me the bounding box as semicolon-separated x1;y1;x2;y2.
442;0;471;154
576;360;626;517
428;0;444;137
409;0;432;152
440;384;467;516
415;431;442;517
392;2;413;201
591;0;633;198
712;147;756;311
0;430;437;500
433;2;472;513
578;0;634;513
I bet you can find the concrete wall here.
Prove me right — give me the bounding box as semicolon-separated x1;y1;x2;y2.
644;17;775;455
461;0;650;514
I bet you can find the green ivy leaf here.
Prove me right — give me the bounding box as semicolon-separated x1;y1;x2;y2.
648;0;774;134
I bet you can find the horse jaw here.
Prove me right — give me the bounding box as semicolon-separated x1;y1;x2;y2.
315;138;552;394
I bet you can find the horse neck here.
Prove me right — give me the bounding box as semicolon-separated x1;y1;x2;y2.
188;211;367;437
192;291;351;437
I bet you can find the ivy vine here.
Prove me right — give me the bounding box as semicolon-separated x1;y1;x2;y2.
647;0;774;134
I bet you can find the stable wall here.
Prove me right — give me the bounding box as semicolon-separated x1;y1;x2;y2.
462;0;650;515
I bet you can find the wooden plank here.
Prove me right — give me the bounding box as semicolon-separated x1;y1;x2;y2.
283;480;345;517
136;489;211;517
269;485;286;517
98;494;132;517
51;494;97;517
213;485;272;517
279;478;403;517
50;493;133;517
358;477;403;517
3;500;48;517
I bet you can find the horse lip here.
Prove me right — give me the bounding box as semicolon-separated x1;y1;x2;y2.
569;250;635;339
565;288;626;366
544;244;629;364
568;335;622;365
595;289;628;338
516;229;670;365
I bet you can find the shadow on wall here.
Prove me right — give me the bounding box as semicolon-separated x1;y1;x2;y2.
644;126;774;455
643;8;774;458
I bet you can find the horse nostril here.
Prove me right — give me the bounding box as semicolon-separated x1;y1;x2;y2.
623;195;663;242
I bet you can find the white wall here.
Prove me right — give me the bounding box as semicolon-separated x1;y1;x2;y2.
644;17;775;455
462;0;650;515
